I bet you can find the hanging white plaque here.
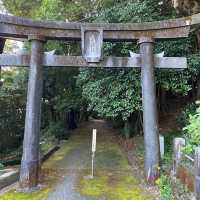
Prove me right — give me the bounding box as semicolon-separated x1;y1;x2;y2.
81;27;103;63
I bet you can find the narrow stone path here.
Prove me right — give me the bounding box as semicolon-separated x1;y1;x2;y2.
0;120;154;200
44;120;153;200
46;137;90;200
45;120;107;200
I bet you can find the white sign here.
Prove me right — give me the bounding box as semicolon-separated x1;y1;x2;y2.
159;135;164;158
92;129;97;152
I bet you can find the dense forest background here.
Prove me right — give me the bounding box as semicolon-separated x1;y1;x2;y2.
1;0;200;165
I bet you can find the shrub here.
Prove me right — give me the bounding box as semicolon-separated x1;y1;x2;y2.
183;102;200;155
0;95;25;153
177;103;196;128
45;122;68;140
156;175;174;200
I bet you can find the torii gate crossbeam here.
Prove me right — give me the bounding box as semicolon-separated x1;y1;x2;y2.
0;13;199;191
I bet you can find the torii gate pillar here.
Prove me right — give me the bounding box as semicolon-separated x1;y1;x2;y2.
19;35;45;191
139;37;160;183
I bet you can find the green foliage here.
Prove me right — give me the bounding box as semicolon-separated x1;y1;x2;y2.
123;121;132;139
159;130;182;172
157;174;190;200
172;178;190;200
78;0;199;122
156;175;174;200
78;68;141;120
40;137;57;154
36;0;65;20
3;0;116;21
2;0;42;17
164;131;180;153
95;0;173;23
44;122;67;140
0;163;4;170
182;102;200;155
0;69;27;153
177;103;196;127
42;67;83;130
54;87;82;113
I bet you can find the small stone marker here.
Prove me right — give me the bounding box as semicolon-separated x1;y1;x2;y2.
172;137;185;176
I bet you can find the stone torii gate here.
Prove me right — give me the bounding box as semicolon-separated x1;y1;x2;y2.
0;13;200;191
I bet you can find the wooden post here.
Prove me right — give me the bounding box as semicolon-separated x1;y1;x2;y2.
172;138;185;176
159;135;165;159
19;35;45;192
195;147;200;199
139;37;160;184
91;129;97;179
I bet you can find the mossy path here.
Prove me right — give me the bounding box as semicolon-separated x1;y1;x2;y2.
0;120;153;200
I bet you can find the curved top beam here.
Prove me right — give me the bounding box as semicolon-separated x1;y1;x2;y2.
0;13;200;41
1;13;200;30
